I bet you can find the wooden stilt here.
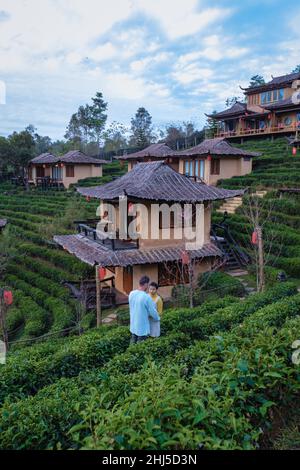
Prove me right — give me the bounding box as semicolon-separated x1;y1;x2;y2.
95;265;102;327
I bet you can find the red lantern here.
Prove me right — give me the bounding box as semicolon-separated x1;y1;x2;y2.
292;147;297;156
86;196;91;202
128;202;134;214
3;290;13;306
207;154;212;161
98;267;106;280
181;250;190;265
268;114;272;120
251;231;258;245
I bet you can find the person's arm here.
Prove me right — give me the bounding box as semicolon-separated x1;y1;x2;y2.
157;296;163;315
146;296;160;321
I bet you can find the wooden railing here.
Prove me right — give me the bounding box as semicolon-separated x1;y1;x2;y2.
215;124;299;138
76;223;139;251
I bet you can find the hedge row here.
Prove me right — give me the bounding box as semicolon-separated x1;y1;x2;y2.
2;290;299;449
74;304;300;450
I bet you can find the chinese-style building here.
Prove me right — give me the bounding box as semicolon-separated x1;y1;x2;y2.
207;71;300;140
118;139;259;185
54;161;245;300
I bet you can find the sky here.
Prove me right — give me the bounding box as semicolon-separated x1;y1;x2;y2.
0;0;300;140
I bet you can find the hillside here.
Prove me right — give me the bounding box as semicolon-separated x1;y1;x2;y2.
1;140;300;450
214;138;300;280
0;161;125;345
0;282;299;450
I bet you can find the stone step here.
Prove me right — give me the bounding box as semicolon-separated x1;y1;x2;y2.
227;269;248;277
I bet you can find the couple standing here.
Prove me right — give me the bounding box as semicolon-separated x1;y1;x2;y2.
129;276;163;344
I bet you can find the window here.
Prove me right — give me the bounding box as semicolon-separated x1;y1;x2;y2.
267;91;272;102
158;261;189;286
210;159;220;175
66;165;75;177
284;116;292;126
52;166;62;180
278;89;284;100
273;89;278;101
297;113;300;128
200;160;205;178
194;159;205;178
36;166;45;177
261;92;267;104
184;160;194;177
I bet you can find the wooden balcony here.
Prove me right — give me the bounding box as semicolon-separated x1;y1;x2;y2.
76;222;139;251
215;124;299;139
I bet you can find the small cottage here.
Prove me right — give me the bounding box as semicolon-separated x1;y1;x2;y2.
29;150;107;189
118;139;259;185
54;161;245;300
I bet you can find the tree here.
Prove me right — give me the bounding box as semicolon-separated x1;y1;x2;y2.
65;113;83;147
0;137;12;175
65;92;108;153
163;124;185;149
8;128;35;176
242;194;281;292
129;107;154;149
249;75;265;88
103;122;128;154
89;92;108;148
205;111;220;139
292;65;300;73
225;96;242;108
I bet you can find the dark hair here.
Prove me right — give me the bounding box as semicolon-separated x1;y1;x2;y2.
139;276;150;286
149;281;158;289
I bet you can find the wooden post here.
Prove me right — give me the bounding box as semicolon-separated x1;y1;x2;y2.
257;225;265;293
0;294;9;352
95;265;102;327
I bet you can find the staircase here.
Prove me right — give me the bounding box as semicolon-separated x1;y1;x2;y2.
216;190;268;215
216;196;243;214
211;220;250;270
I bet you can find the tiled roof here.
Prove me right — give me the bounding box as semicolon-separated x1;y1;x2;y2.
30;151;106;165
244;72;300;94
118;143;175;160
208;102;247;119
175;138;260;157
77;161;245;203
54;234;222;267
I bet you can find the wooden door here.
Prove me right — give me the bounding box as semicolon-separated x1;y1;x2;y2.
123;266;133;294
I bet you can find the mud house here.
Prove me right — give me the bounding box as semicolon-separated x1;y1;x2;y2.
118;139;259;185
28;150;106;189
54;161;245;300
207;71;300;140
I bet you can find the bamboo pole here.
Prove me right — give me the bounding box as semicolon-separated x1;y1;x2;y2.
95;265;102;327
0;294;9;352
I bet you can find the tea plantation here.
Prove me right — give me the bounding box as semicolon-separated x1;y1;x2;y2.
0;141;300;449
0;161;124;343
214;138;300;279
0;282;299;449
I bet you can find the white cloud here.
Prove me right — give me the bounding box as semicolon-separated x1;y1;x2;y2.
133;0;232;39
130;52;172;73
173;64;214;85
177;35;248;65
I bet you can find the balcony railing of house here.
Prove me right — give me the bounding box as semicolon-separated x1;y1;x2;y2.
35;177;64;190
215;123;300;138
75;220;139;251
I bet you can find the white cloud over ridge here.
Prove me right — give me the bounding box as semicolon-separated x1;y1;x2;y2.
0;1;298;139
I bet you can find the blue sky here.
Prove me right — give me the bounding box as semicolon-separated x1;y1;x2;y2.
0;0;299;140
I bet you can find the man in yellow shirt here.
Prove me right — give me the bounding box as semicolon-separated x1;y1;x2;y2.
148;282;163;337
